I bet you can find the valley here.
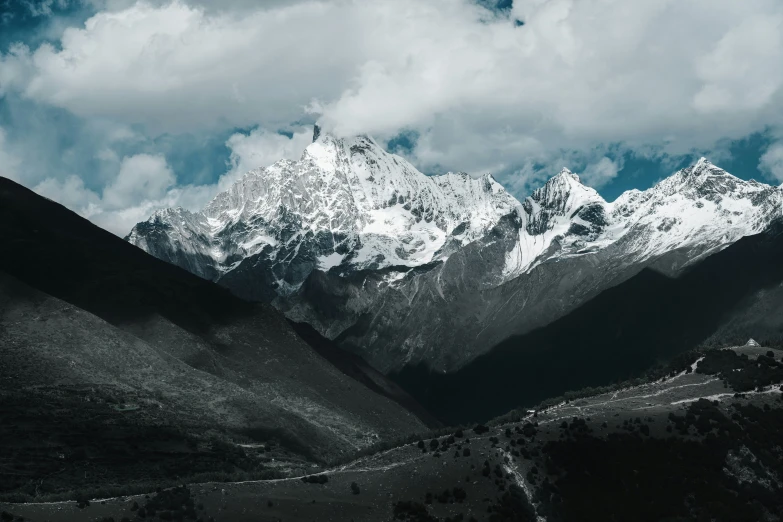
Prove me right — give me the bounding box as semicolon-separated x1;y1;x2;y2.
4;343;782;521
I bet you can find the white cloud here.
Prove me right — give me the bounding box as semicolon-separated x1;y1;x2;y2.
33;152;214;236
693;15;783;113
0;44;34;97
759;143;783;183
2;0;781;155
1;0;783;220
103;153;175;209
26;128;313;236
580;157;623;189
90;182;214;235
218;126;313;191
34;174;101;209
5;0;358;134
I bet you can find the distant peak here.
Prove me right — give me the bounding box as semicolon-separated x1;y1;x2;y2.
691;157;717;174
308;125;380;151
546;167;583;187
688;157;731;179
676;157;742;187
310;124;343;146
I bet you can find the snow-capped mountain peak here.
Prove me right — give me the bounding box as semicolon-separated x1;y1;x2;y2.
128;127;521;295
501;157;783;278
554;166;582;183
128;147;782;294
521;167;605;236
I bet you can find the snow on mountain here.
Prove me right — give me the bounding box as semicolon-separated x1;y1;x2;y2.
503;168;609;277
128;127;520;296
502;158;783;278
127;130;783;373
604;158;781;267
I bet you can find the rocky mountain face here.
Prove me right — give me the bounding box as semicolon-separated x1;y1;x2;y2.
397;218;783;424
128;130;783;373
127;126;519;301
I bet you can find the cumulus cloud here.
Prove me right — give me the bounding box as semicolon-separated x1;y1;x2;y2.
34;174;100;209
2;0;780;182
3;0;357;133
33;152;214;235
0;1;778;141
90;182;214;235
103;153;175;209
692;14;783;113
580;157;623;189
759;143;783;183
2;0;783;231
218;126;313;191
26;128;313;236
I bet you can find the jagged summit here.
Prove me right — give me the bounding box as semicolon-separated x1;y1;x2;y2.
554;167;582;183
692;156;713;171
530;167;602;211
129;130;521;298
679;157;732;183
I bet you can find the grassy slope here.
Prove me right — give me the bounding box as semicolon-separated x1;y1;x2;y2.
3;345;782;521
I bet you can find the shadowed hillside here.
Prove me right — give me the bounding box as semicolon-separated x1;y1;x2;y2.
0;176;429;501
394;219;783;424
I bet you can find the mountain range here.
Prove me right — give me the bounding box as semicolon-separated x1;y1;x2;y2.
2;144;783;521
128;127;783;373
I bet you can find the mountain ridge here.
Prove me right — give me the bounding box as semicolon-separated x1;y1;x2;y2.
127;130;783;372
394;217;783;424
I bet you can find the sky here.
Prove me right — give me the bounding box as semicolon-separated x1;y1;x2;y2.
0;0;782;235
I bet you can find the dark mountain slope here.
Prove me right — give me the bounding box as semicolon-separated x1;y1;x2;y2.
289;320;442;428
394;219;783;424
0;176;430;425
0;177;434;428
0;176;252;332
0;176;429;499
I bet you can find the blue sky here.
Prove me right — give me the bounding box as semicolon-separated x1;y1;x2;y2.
1;0;782;234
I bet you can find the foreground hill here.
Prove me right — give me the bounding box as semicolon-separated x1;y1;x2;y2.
4;342;782;521
0;177;427;500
